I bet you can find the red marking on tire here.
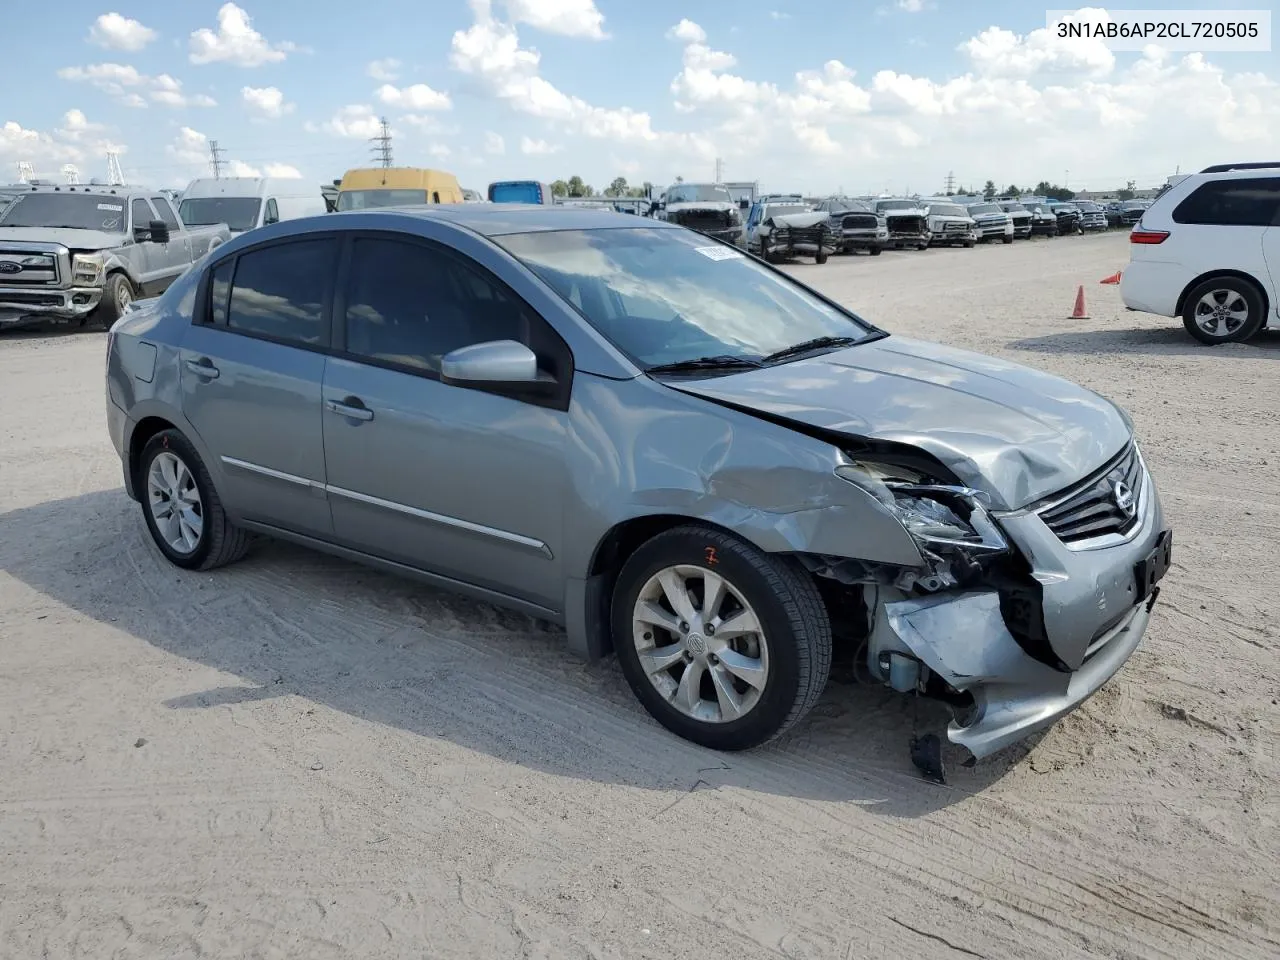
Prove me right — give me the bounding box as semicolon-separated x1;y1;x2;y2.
704;546;718;566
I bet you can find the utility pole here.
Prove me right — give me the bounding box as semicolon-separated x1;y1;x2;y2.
371;118;393;169
106;151;125;186
944;170;956;194
208;139;227;179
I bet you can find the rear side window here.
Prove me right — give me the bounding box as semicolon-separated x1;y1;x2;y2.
1172;178;1280;227
208;259;233;326
226;239;336;346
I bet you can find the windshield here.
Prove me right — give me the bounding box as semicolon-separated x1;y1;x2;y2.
336;189;429;210
967;203;1000;215
1077;202;1102;212
927;203;967;218
179;197;261;232
1121;200;1148;210
763;204;810;219
497;227;876;370
0;193;127;231
875;200;918;211
489;182;545;204
666;184;733;204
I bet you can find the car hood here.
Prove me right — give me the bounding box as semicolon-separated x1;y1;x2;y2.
0;226;123;250
767;211;828;229
666;201;736;214
668;336;1131;510
880;208;924;218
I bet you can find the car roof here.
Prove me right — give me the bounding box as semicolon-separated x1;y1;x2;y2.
334;203;683;237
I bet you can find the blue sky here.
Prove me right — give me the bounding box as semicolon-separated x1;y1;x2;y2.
3;1;1277;195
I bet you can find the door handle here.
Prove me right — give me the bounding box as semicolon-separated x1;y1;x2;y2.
185;357;219;379
325;397;374;421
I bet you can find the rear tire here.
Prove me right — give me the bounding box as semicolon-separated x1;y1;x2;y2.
815;251;828;265
1002;235;1014;244
610;525;832;751
138;429;252;571
1180;276;1266;345
869;246;882;256
963;239;976;248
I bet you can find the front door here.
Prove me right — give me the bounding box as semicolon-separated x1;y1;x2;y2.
179;236;339;539
129;198;168;295
320;233;570;610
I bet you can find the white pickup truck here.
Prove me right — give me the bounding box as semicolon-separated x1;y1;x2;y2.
0;183;229;330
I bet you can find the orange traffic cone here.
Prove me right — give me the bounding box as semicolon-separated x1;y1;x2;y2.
1070;285;1089;319
1099;270;1122;284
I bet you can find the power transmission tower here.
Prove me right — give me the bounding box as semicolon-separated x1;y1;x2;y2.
944;170;955;194
208;139;227;179
106;151;125;186
371;118;393;168
714;156;724;182
62;164;81;184
16;161;35;183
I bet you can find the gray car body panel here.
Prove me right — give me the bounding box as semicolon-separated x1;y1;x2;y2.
106;205;1167;761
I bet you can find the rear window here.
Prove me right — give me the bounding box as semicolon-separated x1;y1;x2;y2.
489;182;544;204
1172;178;1280;227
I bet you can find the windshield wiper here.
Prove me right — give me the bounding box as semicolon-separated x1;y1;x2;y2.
646;355;763;375
761;335;862;364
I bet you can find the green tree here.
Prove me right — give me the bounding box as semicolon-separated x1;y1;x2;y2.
1003;184;1020;197
550;179;568;197
982;180;997;199
1117;179;1136;201
605;176;629;197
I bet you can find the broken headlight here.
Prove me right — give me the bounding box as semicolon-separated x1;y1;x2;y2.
835;460;1008;554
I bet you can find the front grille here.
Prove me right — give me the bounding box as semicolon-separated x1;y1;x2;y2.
941;222;968;232
779;225;830;245
841;214;877;230
1037;444;1145;546
0;291;61;306
675;212;730;233
0;251;59;285
886;215;925;234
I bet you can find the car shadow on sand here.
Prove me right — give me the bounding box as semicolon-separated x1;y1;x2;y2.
1;489;1046;817
1009;325;1280;357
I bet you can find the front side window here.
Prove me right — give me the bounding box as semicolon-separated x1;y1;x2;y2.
152;197;181;229
1172;178;1280;227
497;227;877;370
336;189;429;211
131;199;155;232
225;239;336;345
0;193;127;231
342;237;528;374
264;198;279;224
179;197;262;232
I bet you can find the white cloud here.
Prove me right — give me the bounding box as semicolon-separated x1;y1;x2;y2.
666;19;705;43
897;0;928;12
58;63;216;108
306;104;384;138
229;160;261;177
770;11;791;20
962;10;1114;78
189;3;295;67
375;82;452;111
242;85;294;118
56;108;101;140
0;117;127;179
504;0;607;39
89;12;157;51
264;163;303;178
484;131;506;154
428;144;452;161
520;136;561;155
367;58;401;82
166;126;211;167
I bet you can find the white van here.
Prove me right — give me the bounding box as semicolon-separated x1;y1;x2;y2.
178;177;328;236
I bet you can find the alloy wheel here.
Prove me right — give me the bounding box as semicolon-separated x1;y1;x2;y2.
146;451;204;554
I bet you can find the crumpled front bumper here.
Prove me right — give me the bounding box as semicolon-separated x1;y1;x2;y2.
869;459;1169;760
0;285;103;325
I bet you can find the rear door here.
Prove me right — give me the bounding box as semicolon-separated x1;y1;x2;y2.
179;235;338;539
320;232;571;609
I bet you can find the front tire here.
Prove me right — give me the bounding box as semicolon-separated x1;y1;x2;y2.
1181;276;1266;345
610;525;832;751
869;246;882;256
1002;235;1014;244
815;250;828;264
87;272;135;330
138;429;252;570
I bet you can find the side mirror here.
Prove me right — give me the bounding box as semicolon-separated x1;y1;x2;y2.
147;220;171;244
440;340;554;394
739;198;749;209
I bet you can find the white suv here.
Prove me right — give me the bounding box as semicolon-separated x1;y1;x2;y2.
1120;163;1280;345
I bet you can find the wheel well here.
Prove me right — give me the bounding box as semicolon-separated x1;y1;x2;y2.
1175;269;1270;318
588;514;714;580
128;416;177;489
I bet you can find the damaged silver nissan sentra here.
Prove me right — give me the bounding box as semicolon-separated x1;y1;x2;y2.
105;206;1171;780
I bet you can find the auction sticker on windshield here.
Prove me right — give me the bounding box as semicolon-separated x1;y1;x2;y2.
694;246;745;261
97;203;123;211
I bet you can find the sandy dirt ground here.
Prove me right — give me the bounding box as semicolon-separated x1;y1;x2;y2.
1;232;1277;960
